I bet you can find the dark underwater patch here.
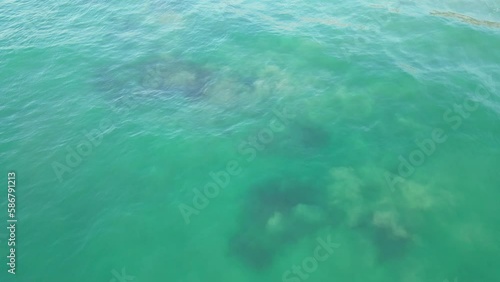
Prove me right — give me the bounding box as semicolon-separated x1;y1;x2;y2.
139;59;212;100
93;56;262;111
371;224;411;261
228;179;329;270
296;122;331;148
355;211;412;261
91;57;215;111
229;229;278;270
282;121;331;150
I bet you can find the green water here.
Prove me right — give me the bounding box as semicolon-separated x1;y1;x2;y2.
1;1;500;281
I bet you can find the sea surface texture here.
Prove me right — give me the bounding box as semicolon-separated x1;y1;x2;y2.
1;0;500;281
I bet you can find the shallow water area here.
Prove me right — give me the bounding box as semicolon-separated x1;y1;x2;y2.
1;0;500;282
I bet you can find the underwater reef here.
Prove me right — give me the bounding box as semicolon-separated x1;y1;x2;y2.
139;59;212;99
93;54;450;270
93;56;263;110
94;57;213;103
228;178;330;269
228;164;449;269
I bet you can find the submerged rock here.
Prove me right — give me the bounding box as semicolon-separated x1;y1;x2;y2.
139;59;212;99
351;209;412;262
327;167;366;226
203;76;255;106
327;166;415;260
265;211;286;234
372;210;409;240
94;56;264;111
291;121;331;149
228;179;327;269
370;210;411;260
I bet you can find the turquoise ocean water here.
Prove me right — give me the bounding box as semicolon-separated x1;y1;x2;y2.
1;1;500;281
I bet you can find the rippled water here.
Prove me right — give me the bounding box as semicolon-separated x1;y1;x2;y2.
1;1;499;281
